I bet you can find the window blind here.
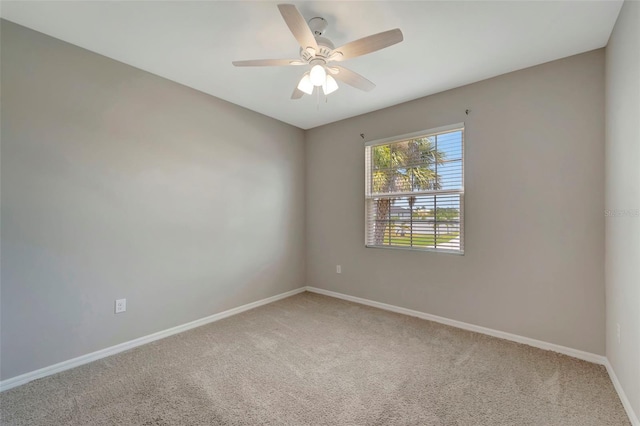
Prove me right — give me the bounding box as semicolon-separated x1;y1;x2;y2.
365;124;464;253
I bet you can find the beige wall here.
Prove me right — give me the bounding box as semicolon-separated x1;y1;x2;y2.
306;50;606;355
0;20;305;380
605;0;640;419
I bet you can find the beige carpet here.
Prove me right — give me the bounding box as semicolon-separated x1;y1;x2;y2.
0;292;630;425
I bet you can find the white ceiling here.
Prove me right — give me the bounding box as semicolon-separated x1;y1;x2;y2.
1;1;623;129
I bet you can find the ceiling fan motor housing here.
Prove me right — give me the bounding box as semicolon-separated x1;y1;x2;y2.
300;36;334;62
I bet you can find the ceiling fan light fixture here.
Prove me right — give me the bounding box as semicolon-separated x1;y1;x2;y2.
309;64;327;86
323;75;338;95
297;73;314;95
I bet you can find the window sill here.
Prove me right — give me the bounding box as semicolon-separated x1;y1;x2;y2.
365;244;464;255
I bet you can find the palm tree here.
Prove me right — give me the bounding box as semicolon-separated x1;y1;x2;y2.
371;137;445;245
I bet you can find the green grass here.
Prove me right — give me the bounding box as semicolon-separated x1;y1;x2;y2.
383;231;459;248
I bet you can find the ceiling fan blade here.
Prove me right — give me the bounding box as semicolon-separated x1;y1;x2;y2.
331;65;376;92
331;29;403;61
277;4;318;51
232;59;305;67
291;87;304;100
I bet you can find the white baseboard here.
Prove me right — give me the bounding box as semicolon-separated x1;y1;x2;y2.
305;287;606;364
0;287;306;392
305;286;640;425
604;359;640;426
3;285;637;426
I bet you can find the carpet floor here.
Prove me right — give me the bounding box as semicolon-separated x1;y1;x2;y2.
0;292;630;425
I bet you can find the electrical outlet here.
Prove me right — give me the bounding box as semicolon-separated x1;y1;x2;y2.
336;265;342;274
115;298;126;314
616;323;621;344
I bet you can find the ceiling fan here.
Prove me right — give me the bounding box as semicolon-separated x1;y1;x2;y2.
232;4;404;99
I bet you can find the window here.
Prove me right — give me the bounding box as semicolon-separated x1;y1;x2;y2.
365;124;464;253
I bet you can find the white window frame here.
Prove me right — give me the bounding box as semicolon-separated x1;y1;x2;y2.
364;123;465;254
